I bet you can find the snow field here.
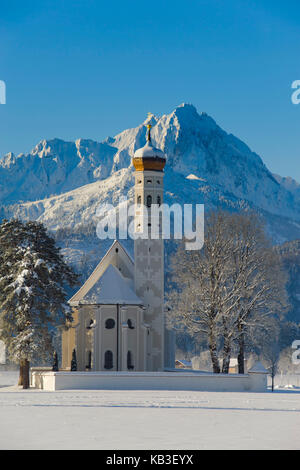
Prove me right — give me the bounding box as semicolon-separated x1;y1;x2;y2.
0;372;299;450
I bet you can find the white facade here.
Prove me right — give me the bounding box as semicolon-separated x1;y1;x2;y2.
62;240;149;371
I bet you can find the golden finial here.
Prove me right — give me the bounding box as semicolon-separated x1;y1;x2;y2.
146;125;152;142
146;113;153;142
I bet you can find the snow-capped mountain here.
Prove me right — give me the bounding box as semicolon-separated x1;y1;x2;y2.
273;174;300;204
2;103;300;267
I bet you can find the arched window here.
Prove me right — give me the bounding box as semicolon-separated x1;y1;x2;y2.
105;318;115;329
146;195;152;208
86;350;92;370
157;195;161;206
137;195;142;205
127;351;134;370
104;350;113;370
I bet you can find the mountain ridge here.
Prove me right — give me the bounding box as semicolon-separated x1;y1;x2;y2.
1;103;300;247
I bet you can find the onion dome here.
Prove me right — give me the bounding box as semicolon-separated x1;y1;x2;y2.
133;124;166;171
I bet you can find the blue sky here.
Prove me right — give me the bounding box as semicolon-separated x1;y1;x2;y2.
1;0;300;181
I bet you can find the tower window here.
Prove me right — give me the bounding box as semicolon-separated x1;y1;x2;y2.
105;318;115;329
146;195;152;208
127;319;135;329
157;180;160;184
157;195;161;206
104;350;113;370
137;195;141;205
147;179;152;184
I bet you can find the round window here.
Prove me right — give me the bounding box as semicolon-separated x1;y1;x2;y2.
105;318;115;329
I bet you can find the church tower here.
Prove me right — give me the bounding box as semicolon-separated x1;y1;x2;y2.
132;123;166;371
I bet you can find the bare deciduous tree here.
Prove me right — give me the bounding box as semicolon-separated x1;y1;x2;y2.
167;211;288;374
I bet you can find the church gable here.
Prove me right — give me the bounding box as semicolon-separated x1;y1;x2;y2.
69;240;135;305
80;265;142;305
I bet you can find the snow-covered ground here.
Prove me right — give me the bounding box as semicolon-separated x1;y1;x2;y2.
0;372;299;450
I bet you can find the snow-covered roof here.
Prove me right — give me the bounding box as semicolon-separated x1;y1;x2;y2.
69;240;142;307
175;359;192;367
134;141;165;160
80;265;142;305
248;361;268;374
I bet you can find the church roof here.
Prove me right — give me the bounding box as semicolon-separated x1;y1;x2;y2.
79;264;142;305
134;141;165;160
69;240;142;307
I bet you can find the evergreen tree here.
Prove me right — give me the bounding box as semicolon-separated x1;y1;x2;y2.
71;349;77;371
0;219;78;388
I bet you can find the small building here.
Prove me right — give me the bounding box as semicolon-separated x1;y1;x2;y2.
229;358;238;374
175;359;192;369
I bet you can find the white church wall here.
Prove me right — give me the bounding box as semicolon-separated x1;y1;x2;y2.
32;367;268;392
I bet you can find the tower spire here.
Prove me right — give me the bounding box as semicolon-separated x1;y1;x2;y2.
146;112;153;143
132;112;166;171
146;123;152;143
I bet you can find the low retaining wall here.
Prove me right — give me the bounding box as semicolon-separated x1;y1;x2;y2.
32;367;267;392
30;367;52;387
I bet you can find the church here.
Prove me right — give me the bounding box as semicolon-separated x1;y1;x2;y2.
61;124;174;372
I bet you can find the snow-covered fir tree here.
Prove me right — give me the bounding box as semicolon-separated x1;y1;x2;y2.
0;219;78;388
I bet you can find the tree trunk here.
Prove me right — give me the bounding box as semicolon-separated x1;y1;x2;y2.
22;359;30;389
222;337;231;374
18;361;24;386
238;326;245;374
209;332;220;373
